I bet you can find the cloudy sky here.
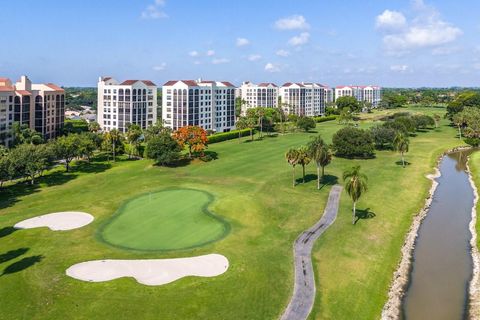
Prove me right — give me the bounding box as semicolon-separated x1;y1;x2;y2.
1;0;478;87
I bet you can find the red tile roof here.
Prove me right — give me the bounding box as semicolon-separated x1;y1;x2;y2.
120;80;156;86
16;90;32;95
258;82;278;87
45;83;64;92
0;86;14;92
221;81;235;87
0;77;10;82
282;82;305;88
163;80;178;86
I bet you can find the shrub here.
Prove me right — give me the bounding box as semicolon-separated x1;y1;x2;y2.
332;126;375;158
296;116;316;132
207;129;251;144
313;115;337;123
370;125;396;150
464;137;480;147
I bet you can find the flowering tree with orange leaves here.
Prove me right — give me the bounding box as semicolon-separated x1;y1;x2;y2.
173;126;208;158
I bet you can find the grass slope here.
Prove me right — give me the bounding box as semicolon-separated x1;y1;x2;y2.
100;189;229;251
0;106;465;319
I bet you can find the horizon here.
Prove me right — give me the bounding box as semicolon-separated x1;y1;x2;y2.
1;0;479;87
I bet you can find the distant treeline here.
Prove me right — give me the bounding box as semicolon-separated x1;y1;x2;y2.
65;87;97;111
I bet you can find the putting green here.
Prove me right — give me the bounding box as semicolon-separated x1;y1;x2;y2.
99;189;230;251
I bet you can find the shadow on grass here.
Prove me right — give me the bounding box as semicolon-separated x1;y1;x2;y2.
355;208;376;224
296;173;317;184
0;226;17;239
2;255;43;275
72;161;112;174
0;248;29;264
163;157;192;168
319;175;339;190
0;182;41;210
395;160;412;166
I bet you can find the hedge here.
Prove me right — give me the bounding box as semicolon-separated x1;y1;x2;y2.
313;115;337;123
208;128;253;144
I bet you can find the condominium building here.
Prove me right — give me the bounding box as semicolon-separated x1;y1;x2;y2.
279;82;326;117
0;76;65;145
97;77;157;132
162;79;236;132
335;85;382;107
238;81;278;115
321;85;334;105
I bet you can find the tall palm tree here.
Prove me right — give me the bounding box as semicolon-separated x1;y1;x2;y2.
453;113;465;140
343;166;368;225
235;117;248;142
297;146;311;184
433;113;441;128
308;136;332;189
393;133;409;168
109;129;121;162
285;148;299;187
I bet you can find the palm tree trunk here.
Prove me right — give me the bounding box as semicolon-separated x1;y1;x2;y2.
458;126;462;140
402;152;405;168
250;129;253;141
302;165;305;183
322;165;325;178
317;166;320;190
352;201;356;225
292;166;296;187
113;141;116;162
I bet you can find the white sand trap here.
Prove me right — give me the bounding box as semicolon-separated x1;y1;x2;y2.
66;254;229;286
14;212;94;231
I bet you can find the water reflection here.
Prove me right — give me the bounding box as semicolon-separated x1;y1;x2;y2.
402;150;475;320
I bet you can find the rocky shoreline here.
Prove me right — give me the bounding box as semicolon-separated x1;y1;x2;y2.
381;147;475;320
467;159;480;319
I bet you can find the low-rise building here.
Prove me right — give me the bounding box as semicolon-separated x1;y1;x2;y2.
0;75;65;146
97;77;157;132
162;79;236;132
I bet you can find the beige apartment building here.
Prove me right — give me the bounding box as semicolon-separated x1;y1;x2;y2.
0;75;65;146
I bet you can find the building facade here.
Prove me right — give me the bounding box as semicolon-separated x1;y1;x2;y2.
162;79;236;132
0;76;65;146
335;85;382;107
279;82;326;117
238;81;278;115
97;77;157;132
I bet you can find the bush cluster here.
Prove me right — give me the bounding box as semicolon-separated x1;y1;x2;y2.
207;129;251;144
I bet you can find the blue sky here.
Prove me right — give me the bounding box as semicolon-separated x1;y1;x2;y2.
0;0;479;87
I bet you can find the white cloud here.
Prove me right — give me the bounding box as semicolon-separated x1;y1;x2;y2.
206;50;215;56
376;10;406;30
474;63;480;70
189;50;199;57
236;38;250;47
212;58;230;64
432;46;460;55
390;65;410;72
141;0;167;19
153;63;167;71
275;15;309;30
248;54;262;61
265;63;281;73
378;2;462;54
276;49;290;57
193;61;201;65
288;32;310;46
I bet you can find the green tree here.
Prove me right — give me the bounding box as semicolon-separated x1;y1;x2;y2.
285;148;299;187
235;117;248;142
144;122;171;142
308;136;332;189
433;113;441;128
343;166;368;225
332;127;375;158
88;121;101;133
9;144;52;184
296;116;316;132
336;96;360;113
447;91;480;119
338;107;354;125
11;122;43;146
0;154;13;187
297;146;311;184
54;134;80;172
393;133;410;168
126;124;143;158
78;132;97;162
144;133;182;165
452;112;466;140
370;125;397;149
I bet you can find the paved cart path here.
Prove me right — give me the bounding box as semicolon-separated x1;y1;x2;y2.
280;185;343;320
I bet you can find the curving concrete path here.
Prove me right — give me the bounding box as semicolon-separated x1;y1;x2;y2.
281;185;343;320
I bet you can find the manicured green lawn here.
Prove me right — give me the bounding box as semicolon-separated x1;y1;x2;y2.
100;189;229;251
0;106;466;319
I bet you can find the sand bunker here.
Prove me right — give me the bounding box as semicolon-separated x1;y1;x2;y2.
14;212;94;231
66;254;229;286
